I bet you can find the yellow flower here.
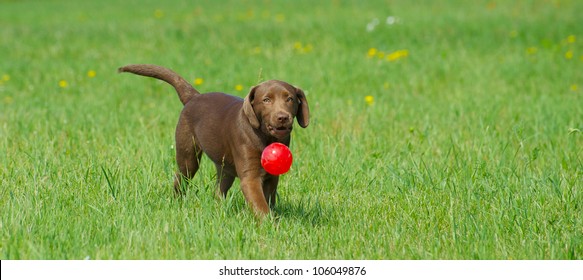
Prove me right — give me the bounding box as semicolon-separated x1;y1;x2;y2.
567;35;576;44
194;78;204;86
274;14;285;22
251;47;262;55
3;96;13;104
293;42;313;54
87;70;96;78
487;1;496;10
59;80;68;88
565;50;573;59
367;48;409;61
0;74;8;85
154;9;164;19
294;42;303;50
365;95;374;106
526;47;537;55
387;49;409;61
570;84;578;92
235;84;244;91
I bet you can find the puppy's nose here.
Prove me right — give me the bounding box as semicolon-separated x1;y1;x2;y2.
277;113;290;123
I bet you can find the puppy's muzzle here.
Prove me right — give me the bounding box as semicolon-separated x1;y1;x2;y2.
268;112;293;138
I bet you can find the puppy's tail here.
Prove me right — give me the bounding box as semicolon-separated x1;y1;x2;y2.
118;64;200;105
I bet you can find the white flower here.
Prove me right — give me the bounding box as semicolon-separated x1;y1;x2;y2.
386;16;401;25
366;18;380;32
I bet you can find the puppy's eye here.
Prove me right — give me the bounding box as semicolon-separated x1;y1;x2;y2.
263;97;271;103
286;97;294;102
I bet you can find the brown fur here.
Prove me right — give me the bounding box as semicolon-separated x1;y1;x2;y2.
118;64;309;217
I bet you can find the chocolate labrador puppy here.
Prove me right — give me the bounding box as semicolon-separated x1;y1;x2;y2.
118;64;309;217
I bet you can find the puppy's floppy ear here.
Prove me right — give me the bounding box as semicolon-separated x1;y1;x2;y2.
295;87;310;128
243;85;260;129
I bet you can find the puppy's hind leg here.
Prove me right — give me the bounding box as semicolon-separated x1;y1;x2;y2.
174;130;203;196
174;146;202;195
214;162;235;199
174;148;202;195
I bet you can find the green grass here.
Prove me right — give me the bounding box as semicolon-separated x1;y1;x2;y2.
1;0;582;259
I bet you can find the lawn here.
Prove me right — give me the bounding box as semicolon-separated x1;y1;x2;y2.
0;0;581;259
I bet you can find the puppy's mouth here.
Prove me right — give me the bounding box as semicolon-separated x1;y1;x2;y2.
267;125;292;138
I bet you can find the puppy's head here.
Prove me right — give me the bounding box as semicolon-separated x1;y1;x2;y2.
243;80;309;140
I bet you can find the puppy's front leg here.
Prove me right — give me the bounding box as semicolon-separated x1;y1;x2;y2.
263;176;279;208
240;175;270;217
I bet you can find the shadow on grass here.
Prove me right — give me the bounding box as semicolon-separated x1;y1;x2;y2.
170;179;335;226
274;197;335;226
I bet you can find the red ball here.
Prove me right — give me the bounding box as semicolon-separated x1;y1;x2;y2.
261;143;293;175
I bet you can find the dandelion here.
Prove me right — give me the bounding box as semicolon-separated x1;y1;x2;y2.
526;47;537;55
293;42;313;54
565;50;573;60
154;9;164;19
365;95;374;106
0;74;9;86
367;48;409;62
274;14;285;23
3;96;13;104
367;48;378;58
294;42;303;50
242;9;255;21
59;80;68;88
87;70;96;78
487;1;496;10
567;35;576;44
387;49;409;61
194;78;204;86
570;84;578;92
235;84;244;91
251;47;262;55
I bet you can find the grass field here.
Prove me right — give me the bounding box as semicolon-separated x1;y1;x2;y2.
1;0;582;259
